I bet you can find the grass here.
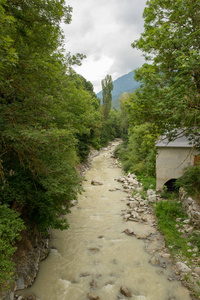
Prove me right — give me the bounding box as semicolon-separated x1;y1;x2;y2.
155;199;189;256
137;175;156;191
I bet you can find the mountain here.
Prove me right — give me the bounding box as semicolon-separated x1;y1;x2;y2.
97;71;140;108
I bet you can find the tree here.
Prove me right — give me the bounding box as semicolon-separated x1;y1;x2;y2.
132;0;200;144
0;0;103;289
101;74;113;118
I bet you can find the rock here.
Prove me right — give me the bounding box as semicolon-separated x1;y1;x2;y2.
149;256;160;265
131;211;139;219
80;272;90;277
194;267;200;275
129;201;138;209
136;187;143;193
70;200;78;207
135;233;149;239
183;219;190;224
124;214;131;220
187;197;193;205
88;248;100;254
90;280;98;289
148;194;157;202
91;180;103;186
161;253;171;259
176;262;191;273
185;226;193;234
128;173;137;179
127;178;138;186
147;189;155;196
124;229;134;236
87;292;100;300
120;286;132;297
26;294;36;300
193;246;199;253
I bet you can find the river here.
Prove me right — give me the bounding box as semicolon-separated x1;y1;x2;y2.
21;140;191;300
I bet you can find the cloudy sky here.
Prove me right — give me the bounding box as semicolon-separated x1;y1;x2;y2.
62;0;147;93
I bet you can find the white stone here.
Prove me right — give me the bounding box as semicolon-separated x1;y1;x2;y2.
176;262;191;273
183;219;190;224
147;189;155;196
124;214;131;220
193;246;199;253
127;178;138;186
185;227;193;234
194;267;200;275
148;194;157;202
187;197;193;205
131;211;139;219
176;218;182;222
161;253;171;259
129;201;138;209
128;173;137;179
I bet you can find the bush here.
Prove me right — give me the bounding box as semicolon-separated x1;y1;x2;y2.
176;165;200;200
0;205;25;290
137;175;156;191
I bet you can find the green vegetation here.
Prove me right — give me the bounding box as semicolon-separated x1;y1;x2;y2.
102;74;113;119
0;0;199;294
97;71;140;108
114;121;159;189
156;200;188;254
176;165;200;201
0;1;120;290
0;205;25;290
131;0;200;145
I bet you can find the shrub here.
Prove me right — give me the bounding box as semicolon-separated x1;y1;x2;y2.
0;205;25;290
176;165;200;200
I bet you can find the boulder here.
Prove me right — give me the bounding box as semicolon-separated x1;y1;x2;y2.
194;267;200;275
149;256;160;265
129;201;138;209
147;189;155;196
127;178;138;186
176;262;191;273
148;194;157;202
120;286;132;297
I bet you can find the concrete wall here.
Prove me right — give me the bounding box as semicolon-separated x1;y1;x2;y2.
156;147;199;191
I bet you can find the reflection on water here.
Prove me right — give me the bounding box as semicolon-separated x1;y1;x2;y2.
21;141;191;300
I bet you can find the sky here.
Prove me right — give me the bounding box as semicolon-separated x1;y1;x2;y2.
62;0;147;93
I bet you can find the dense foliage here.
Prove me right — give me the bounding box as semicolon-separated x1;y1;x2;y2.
176;165;200;201
0;0;110;289
131;0;200;144
117;0;200;190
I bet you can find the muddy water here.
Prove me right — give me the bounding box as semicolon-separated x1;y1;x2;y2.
23;141;191;300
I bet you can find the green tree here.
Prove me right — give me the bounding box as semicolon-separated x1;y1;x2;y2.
0;0;103;290
101;74;113;119
132;0;200;143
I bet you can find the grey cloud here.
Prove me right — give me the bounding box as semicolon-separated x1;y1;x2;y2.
63;0;147;91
